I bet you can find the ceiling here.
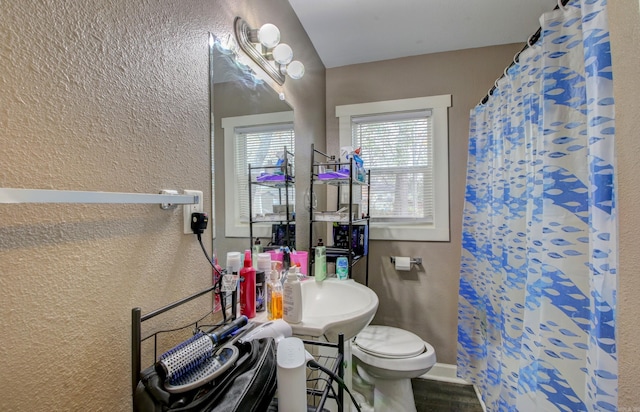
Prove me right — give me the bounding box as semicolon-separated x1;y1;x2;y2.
287;0;559;68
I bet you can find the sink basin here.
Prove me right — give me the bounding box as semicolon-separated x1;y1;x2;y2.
291;278;378;342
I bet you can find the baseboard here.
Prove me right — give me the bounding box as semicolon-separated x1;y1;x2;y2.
418;362;469;384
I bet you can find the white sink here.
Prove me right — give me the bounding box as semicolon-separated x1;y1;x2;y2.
291;278;378;342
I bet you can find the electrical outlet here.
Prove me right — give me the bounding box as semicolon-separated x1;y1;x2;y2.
183;190;204;234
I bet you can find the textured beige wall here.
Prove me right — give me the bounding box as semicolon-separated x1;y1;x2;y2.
0;0;324;410
326;44;523;364
609;0;640;407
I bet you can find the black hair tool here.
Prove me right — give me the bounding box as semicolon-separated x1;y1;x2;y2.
155;315;249;393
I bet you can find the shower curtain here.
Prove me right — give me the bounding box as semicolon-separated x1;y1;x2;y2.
457;1;617;411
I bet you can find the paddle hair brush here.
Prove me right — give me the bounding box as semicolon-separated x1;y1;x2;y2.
154;315;248;391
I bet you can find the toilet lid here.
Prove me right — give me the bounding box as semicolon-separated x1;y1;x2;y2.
354;326;425;359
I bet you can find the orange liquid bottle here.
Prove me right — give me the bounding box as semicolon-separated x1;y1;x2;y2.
272;287;283;319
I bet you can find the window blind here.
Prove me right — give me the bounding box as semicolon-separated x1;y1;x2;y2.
352;110;433;222
234;123;295;221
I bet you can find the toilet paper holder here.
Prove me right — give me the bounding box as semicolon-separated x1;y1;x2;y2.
389;257;422;266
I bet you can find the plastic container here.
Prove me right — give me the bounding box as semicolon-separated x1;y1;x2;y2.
257;253;271;273
290;251;308;275
336;256;349;280
268;249;284;271
267;268;283;320
212;253;224;312
226;251;242;273
283;267;302;323
252;238;263;269
276;337;308;412
239;250;256;319
314;239;326;282
256;271;266;312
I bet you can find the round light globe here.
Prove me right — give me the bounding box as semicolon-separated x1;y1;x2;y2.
273;43;293;65
257;23;280;48
286;61;305;80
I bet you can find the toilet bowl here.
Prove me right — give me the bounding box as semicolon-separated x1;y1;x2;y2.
351;325;436;412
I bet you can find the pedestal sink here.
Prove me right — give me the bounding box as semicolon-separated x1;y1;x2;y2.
291;278;378;342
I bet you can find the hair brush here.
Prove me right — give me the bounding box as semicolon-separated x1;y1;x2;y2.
155;315;249;393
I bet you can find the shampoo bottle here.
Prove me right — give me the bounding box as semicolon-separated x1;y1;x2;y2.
314;238;326;282
283;267;302;323
239;250;256;319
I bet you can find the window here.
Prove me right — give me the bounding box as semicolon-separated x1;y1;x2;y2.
222;111;294;238
337;95;451;241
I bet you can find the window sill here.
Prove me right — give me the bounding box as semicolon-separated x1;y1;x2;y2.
369;222;450;242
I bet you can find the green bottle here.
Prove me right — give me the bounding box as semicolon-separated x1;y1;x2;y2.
314;238;326;282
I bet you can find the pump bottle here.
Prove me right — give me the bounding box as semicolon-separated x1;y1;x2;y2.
267;266;283;320
239;250;256;319
314;238;326;282
252;238;263;269
283;267;302;323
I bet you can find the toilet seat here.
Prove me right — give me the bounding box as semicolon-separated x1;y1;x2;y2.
351;325;437;378
354;325;425;359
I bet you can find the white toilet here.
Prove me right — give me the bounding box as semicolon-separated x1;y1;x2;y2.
351;325;436;412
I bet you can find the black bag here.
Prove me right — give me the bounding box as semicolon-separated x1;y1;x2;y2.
134;337;277;412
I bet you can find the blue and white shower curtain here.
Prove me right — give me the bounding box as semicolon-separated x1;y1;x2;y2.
457;1;617;411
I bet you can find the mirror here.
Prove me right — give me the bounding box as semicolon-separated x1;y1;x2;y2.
209;33;293;259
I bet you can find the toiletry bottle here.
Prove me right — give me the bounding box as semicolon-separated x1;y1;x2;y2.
336;256;349;280
226;251;242;318
267;266;283;320
314;238;326;282
212;253;224;312
252;238;262;269
282;246;291;271
239;250;256;319
256;270;266;312
283;267;302;323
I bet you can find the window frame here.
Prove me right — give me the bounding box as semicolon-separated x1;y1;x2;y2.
222;111;294;238
336;95;451;241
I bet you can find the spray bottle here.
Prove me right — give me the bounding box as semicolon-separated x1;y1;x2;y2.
239;250;256;319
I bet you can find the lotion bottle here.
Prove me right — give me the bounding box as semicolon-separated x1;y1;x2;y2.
283;267;302;324
314;238;326;282
239;250;256;319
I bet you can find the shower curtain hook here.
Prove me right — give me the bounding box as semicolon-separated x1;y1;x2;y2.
503;66;509;78
557;0;567;11
527;34;535;48
513;51;520;65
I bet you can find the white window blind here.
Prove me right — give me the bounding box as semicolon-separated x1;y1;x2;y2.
352;110;433;223
337;95;450;241
234;124;294;222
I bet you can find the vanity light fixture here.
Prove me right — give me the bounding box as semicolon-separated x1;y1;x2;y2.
233;17;305;85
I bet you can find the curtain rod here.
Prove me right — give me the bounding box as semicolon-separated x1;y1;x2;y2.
480;0;570;105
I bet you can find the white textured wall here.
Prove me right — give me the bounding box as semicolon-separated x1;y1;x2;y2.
609;0;640;407
0;0;324;410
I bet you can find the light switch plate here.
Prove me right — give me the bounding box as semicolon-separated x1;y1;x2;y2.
183;190;204;234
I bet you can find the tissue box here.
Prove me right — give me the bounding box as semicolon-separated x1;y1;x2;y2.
332;224;368;256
